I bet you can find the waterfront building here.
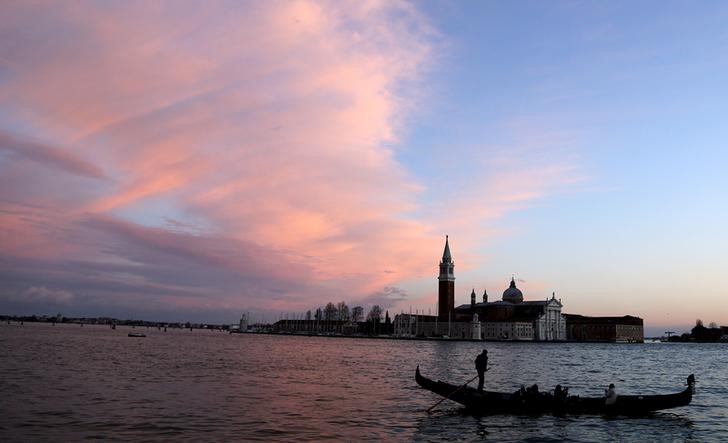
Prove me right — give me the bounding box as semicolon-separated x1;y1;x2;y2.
454;281;567;341
239;313;249;332
452;281;567;341
563;314;644;343
392;311;472;339
393;237;567;341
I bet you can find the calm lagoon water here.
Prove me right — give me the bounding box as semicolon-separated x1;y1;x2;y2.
1;322;727;442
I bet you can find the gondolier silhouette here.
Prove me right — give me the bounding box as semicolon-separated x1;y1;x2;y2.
475;349;488;391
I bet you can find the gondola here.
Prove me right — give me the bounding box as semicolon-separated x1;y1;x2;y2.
416;366;695;415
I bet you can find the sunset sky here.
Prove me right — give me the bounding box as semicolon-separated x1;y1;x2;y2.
2;1;727;335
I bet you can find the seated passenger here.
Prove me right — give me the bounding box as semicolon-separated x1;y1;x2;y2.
527;384;539;398
604;383;617;405
514;385;526;397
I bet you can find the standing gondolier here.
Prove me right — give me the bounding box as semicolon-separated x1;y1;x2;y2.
475;349;488;391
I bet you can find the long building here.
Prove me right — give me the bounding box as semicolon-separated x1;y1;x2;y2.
563;314;644;343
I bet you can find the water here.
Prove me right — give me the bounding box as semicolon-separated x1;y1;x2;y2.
1;322;727;442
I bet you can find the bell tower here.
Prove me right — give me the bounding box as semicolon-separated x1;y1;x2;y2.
438;235;455;321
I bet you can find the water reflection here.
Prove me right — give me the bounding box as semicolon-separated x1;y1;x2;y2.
411;409;696;442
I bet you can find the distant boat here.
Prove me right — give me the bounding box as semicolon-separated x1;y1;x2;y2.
128;332;146;338
416;366;695;415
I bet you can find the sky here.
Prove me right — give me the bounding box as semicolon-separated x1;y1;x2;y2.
1;1;727;336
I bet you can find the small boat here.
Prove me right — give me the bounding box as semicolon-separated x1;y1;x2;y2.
127;332;146;337
416;366;695;415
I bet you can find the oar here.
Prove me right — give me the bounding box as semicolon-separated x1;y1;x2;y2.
426;368;489;413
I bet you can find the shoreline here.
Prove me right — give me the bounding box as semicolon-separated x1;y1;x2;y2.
230;330;650;344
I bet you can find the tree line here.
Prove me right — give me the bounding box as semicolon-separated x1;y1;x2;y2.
669;319;727;342
279;301;393;335
306;302;382;323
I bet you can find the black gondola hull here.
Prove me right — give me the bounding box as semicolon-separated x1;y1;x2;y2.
416;366;694;415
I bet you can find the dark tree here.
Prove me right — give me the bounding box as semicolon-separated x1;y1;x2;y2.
367;305;382;334
324;302;337;321
351;306;364;323
692;320;721;341
367;305;382;322
384;310;392;334
337;301;350;322
691;321;708;340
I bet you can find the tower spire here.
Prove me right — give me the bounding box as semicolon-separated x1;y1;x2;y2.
442;235;452;262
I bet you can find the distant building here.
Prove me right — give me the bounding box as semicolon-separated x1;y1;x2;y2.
392;312;472;338
393;237;566;341
563;314;644;343
239;313;249;332
453;281;566;341
271;319;378;335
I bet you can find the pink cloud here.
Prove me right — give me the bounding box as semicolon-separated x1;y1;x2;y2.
0;2;586;320
0;130;106;179
0;1;443;318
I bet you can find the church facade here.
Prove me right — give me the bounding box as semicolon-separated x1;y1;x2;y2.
455;280;567;341
393;236;567;341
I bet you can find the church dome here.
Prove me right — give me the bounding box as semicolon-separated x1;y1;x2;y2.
502;277;523;303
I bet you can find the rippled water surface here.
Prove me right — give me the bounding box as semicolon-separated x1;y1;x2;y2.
2;322;727;441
